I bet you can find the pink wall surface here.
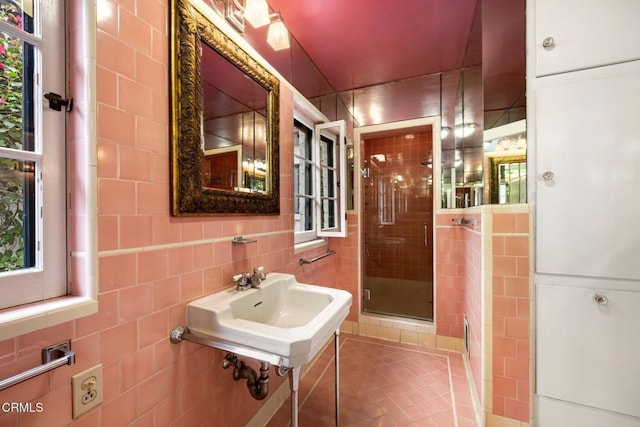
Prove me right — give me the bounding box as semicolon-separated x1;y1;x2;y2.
435;213;483;404
0;1;355;425
435;210;531;422
492;212;530;422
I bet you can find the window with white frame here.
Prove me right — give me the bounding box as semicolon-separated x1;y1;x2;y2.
0;1;67;309
293;114;347;245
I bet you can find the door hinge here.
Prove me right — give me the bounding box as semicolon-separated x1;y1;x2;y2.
364;289;371;300
44;92;73;112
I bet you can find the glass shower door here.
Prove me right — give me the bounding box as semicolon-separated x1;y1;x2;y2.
362;131;434;321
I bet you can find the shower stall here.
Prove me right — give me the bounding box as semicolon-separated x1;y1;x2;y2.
362;128;434;321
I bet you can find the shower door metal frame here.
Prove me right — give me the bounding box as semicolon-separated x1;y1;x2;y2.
354;116;442;323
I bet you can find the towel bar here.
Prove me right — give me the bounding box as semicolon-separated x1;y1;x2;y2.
299;249;336;265
0;340;75;392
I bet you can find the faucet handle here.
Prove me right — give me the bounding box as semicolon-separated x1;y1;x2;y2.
253;266;266;279
233;273;247;282
233;273;252;291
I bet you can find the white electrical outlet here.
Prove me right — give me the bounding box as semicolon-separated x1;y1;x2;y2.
72;364;103;419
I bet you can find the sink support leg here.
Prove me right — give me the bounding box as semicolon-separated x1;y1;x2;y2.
335;329;340;427
289;366;301;427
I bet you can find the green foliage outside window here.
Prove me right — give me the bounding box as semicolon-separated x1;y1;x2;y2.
0;4;26;271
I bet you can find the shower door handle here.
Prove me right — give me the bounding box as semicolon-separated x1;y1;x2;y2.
423;223;428;247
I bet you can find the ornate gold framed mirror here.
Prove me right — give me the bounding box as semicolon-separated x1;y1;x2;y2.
170;0;280;215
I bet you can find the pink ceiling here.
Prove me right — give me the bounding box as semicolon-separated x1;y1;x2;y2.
267;0;478;93
259;0;524;133
235;0;525;168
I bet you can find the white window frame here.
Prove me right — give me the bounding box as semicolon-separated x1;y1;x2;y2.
293;115;317;244
0;1;98;340
315;120;347;238
293;101;347;247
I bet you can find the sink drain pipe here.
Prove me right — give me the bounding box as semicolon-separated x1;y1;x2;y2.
223;353;269;400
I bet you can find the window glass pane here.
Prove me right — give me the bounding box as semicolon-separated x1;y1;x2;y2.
303;198;314;230
303;163;313;195
293;162;300;194
0;157;35;272
0;32;35;152
294;196;314;232
321;168;335;197
320;135;334;166
294;123;312;161
0;2;34;34
322;199;336;229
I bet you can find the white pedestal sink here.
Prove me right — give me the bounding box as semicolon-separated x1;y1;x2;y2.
174;273;352;426
186;272;351;367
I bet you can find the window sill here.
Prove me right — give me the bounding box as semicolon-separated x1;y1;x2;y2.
294;238;328;254
0;296;98;342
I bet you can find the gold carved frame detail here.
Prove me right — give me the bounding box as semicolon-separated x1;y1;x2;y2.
170;0;280;215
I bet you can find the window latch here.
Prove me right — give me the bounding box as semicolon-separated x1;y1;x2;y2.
44;92;73;112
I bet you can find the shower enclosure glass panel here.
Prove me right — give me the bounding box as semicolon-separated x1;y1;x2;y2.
363;130;434;320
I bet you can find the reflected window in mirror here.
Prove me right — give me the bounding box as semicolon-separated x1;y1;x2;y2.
484;119;527;205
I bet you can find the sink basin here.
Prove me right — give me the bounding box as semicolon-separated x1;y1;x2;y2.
186;273;352;366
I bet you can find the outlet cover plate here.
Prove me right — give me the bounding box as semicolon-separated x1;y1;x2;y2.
72;364;103;419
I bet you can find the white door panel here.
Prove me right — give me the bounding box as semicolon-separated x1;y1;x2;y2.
535;61;640;280
537;284;640;417
535;0;640;76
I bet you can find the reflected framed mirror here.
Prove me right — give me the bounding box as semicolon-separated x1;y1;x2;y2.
170;0;280;215
483;119;527;204
488;154;526;204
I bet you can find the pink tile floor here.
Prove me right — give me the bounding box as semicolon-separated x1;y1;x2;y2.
267;334;479;426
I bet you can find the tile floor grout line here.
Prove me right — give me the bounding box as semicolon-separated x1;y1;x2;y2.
447;354;460;427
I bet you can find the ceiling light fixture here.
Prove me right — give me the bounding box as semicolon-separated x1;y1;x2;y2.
211;0;291;50
243;0;270;28
267;12;290;50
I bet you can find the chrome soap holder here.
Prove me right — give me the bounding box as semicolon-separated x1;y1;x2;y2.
232;236;257;246
452;217;477;226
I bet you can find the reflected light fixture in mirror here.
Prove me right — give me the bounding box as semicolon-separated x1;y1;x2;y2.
454;123;478;138
267;12;290;50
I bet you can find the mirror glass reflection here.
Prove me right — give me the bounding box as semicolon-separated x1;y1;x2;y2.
170;0;280;216
483;119;527;204
200;41;269;192
204;0;525;208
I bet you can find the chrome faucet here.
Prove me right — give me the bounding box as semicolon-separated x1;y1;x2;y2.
233;266;266;291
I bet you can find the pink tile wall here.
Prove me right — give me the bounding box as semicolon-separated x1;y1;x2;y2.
332;214;359;322
435;214;467;338
492;212;530;422
435;213;483;403
0;1;354;425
